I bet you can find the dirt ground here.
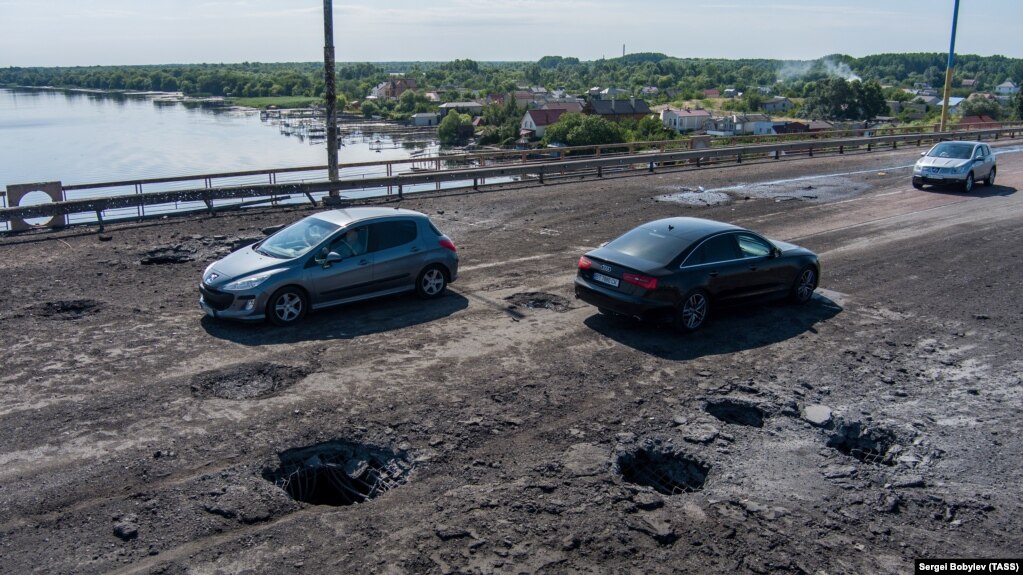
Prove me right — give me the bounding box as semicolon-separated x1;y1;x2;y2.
1;141;1021;574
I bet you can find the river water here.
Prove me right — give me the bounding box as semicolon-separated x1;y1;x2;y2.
0;88;444;226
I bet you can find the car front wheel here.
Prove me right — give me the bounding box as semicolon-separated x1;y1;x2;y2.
962;173;974;193
674;290;709;332
789;266;818;304
267;286;308;326
416;265;448;299
984;167;996;186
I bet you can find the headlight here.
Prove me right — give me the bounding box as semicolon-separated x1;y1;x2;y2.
954;164;970;174
223;270;279;291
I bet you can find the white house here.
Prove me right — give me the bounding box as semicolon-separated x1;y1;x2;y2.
659;107;711;133
520;109;567;139
735;114;774;135
410;112;439;127
995;80;1019;95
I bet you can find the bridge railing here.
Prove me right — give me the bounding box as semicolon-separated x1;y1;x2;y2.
2;124;1021;232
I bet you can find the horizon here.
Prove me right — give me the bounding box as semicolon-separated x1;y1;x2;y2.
1;1;1021;68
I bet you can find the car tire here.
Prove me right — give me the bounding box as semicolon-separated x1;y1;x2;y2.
789;266;818;304
984;167;996;186
674;290;710;332
912;180;923;190
416;265;447;299
962;173;974;193
267;286;308;326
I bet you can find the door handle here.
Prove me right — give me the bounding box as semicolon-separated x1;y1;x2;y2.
708;271;719;277
410;247;421;253
748;265;759;271
358;259;369;265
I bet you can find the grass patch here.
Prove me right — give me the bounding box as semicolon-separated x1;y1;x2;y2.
228;96;322;109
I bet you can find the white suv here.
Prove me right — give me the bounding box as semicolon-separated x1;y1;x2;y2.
912;141;996;193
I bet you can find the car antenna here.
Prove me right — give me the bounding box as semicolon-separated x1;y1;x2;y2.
668;225;674;231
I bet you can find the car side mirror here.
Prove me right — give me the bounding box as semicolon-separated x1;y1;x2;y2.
920;151;926;156
772;247;782;258
325;251;344;264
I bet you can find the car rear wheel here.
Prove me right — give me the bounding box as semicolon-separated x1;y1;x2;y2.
789;266;818;304
984;167;996;186
674;290;709;332
962;173;974;193
416;265;447;299
267;286;308;326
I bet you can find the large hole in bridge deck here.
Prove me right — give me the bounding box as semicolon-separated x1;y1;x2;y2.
616;445;710;495
705;399;766;428
190;362;310;400
263;441;413;507
827;420;898;466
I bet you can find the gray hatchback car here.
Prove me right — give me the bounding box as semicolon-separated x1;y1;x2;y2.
199;207;458;325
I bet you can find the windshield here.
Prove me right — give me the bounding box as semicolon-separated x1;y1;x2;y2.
606;226;691;265
927;142;974;160
258;216;339;259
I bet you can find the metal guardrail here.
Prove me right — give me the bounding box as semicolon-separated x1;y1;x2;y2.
2;126;1021;231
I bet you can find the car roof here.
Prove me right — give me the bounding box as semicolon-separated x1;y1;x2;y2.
638;217;744;241
311;207;425;226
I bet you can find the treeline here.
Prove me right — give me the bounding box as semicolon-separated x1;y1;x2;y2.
2;52;1021;103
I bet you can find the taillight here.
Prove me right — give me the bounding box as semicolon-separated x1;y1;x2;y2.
578;256;593;270
623;272;657;290
439;237;457;252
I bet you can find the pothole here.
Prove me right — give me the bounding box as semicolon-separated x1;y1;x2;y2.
30;299;101;320
140;245;196;265
263;440;413;506
705;399;765;428
827;420;898;466
504;292;571;312
616;445;710;495
190;362;310;400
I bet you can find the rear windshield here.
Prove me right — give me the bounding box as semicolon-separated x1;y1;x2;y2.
606;227;690;265
927;142;974;159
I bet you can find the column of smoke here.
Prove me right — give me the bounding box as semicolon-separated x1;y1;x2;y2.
778;58;861;82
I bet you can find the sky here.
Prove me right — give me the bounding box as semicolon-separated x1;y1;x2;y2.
1;0;1021;67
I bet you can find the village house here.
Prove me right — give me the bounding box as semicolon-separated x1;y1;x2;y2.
936;96;966;115
659;107;712;133
772;121;809;134
437;101;484;117
598;87;630;100
583;98;651;122
520;109;567;139
958;115;999;129
410;112;439;127
761;96;794;114
541;99;585;113
961;78;978;89
994;80;1019;95
703;88;720;98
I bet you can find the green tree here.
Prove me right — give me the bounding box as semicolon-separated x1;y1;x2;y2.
958;97;1004;120
1014;92;1023;120
543;113;625;147
438;112;471;145
853;80;887;119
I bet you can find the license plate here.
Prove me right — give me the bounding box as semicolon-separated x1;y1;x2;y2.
592;272;620;287
199;299;215;317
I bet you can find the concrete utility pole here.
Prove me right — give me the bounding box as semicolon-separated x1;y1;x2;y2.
939;0;960;132
323;0;341;204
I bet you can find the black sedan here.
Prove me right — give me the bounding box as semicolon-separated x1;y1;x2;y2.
574;217;820;331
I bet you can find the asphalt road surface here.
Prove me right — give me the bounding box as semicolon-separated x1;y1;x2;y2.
1;140;1021;574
